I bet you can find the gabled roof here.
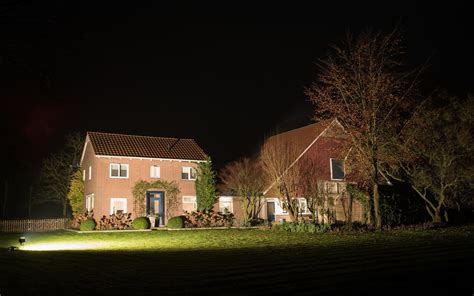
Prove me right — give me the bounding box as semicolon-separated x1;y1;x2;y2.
263;118;345;194
85;132;208;161
265;118;336;156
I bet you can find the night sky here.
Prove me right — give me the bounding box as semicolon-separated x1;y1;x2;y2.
1;2;473;215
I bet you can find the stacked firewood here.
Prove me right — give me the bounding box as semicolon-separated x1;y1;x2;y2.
96;213;133;230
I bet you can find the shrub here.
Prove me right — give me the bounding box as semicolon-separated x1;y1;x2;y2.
80;218;96;231
132;217;150;230
167;216;184;229
247;218;265;226
96;213;133;230
183;210;234;228
71;212;93;229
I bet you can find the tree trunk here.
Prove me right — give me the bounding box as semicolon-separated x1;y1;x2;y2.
433;208;442;223
347;192;353;225
62;199;68;218
373;183;382;230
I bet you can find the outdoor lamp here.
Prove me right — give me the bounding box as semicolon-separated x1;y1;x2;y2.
19;236;26;246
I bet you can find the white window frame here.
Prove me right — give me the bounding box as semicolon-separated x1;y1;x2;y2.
219;196;233;213
110;163;129;179
181;166;197;180
330;158;345;181
182;196;197;212
88;166;92;180
110;198;128;215
86;193;94;213
298;197;310;214
150;165;161;178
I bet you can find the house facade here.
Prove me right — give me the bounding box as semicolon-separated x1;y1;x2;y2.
80;132;209;226
260;118;364;223
227;119;364;224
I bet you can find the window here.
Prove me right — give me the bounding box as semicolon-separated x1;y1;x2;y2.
83;169;86;181
298;198;309;214
182;196;197;212
86;194;94;213
181;167;197;180
110;198;127;215
150;165;161;178
330;159;345;180
110;163;129;178
219;197;233;213
88;166;92;180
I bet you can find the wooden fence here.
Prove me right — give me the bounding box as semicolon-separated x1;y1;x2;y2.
0;218;70;232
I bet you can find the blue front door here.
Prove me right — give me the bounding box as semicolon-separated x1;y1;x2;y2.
146;191;165;226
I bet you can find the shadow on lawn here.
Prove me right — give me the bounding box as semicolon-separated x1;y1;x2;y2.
1;237;473;296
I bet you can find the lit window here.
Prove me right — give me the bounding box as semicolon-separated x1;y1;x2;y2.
219;197;233;213
298;198;309;214
110;198;127;215
181;167;197;180
110;163;129;178
182;196;197;212
86;194;94;213
150;165;161;178
88;166;92;180
330;159;345;180
83;170;86;181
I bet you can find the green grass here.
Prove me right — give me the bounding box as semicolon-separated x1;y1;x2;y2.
1;226;474;295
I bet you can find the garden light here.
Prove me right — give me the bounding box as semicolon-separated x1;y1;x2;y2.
19;236;26;246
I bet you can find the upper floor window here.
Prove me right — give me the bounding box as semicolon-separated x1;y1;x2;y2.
150;165;161;178
181;167;197;180
83;169;86;181
88;166;92;180
330;159;345;180
110;163;129;178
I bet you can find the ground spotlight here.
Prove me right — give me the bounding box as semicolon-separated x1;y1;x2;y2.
19;236;26;246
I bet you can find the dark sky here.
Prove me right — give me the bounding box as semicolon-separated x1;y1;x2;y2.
1;1;473;173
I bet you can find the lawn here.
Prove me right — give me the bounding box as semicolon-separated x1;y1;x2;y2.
1;226;473;295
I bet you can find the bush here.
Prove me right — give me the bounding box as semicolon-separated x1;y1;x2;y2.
96;213;133;230
167;216;184;229
132;217;150;230
80;218;96;231
247;218;265;226
183;210;234;228
71;212;93;229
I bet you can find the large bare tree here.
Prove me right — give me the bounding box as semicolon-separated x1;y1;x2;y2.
260;135;302;222
306;30;419;229
220;158;266;225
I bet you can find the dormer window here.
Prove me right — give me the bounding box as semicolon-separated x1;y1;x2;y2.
330;159;345;180
181;167;197;180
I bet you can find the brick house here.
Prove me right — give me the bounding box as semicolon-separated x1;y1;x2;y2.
260;118;364;223
226;119;363;224
80;132;209;226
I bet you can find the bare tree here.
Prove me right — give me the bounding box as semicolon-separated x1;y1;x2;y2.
260;135;302;222
306;30;419;229
298;158;325;223
34;132;84;217
220;158;266;225
400;94;474;223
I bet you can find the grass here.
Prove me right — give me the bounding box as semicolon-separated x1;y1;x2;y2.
1;225;474;295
